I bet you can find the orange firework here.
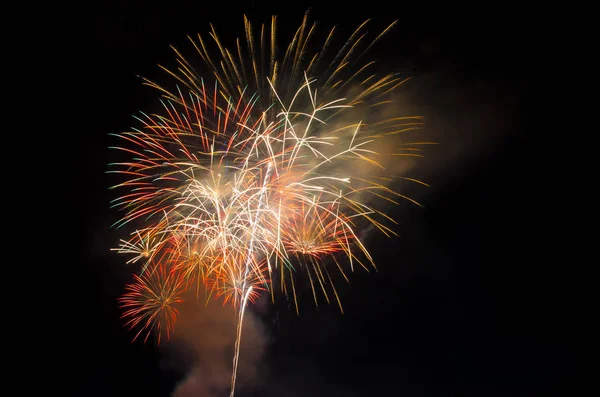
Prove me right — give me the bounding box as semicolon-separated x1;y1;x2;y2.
119;263;187;344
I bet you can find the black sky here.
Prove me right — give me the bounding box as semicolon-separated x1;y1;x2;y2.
67;2;570;396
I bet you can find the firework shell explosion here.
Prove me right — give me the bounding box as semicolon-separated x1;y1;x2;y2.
109;12;432;396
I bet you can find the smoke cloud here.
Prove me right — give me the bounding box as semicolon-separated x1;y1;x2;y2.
394;68;519;189
160;287;269;397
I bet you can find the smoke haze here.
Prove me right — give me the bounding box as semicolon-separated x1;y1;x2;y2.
161;288;268;397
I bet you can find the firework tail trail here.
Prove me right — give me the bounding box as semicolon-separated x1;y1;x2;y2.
230;161;273;397
230;286;253;397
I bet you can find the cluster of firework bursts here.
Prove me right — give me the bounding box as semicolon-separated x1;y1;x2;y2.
109;12;431;396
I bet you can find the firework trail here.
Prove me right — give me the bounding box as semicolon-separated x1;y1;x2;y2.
109;11;432;397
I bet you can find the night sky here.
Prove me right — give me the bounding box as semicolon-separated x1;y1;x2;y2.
68;2;570;396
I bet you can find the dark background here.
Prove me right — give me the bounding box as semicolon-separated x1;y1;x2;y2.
68;1;570;396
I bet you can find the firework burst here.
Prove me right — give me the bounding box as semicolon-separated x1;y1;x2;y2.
110;12;432;397
119;263;187;344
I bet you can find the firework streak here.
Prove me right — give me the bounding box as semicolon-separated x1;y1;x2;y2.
109;12;432;397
